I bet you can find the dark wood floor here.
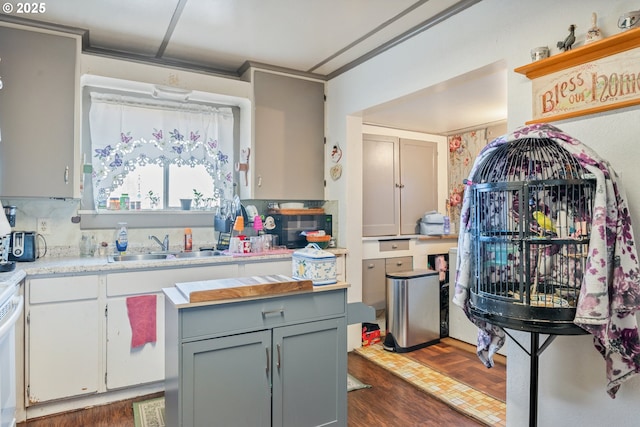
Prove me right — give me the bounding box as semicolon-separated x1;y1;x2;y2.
18;339;503;427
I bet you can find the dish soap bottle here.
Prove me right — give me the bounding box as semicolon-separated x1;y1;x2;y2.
184;228;192;252
115;222;128;254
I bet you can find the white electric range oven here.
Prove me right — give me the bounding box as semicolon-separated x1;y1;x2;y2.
0;280;22;427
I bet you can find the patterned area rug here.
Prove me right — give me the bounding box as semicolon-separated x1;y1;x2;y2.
133;397;165;427
355;344;506;427
132;376;368;426
347;373;371;391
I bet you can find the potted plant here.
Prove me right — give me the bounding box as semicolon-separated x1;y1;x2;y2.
191;189;202;209
147;190;160;209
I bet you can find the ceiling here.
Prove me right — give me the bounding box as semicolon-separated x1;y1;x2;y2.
0;0;507;135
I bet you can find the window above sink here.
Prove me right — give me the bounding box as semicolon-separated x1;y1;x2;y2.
78;74;251;229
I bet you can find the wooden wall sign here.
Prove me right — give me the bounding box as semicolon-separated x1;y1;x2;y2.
515;27;640;123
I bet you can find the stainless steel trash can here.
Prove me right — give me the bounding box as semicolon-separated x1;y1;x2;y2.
383;269;440;352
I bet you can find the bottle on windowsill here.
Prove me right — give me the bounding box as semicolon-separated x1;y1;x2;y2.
184;228;193;252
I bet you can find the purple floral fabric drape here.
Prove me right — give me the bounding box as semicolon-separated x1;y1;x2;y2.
453;123;640;398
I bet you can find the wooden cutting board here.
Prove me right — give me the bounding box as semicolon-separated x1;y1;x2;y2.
176;275;313;303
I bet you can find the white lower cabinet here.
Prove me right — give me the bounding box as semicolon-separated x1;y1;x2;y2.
24;258;322;413
27;276;101;404
25;263;240;407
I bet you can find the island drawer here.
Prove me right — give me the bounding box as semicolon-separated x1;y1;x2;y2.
180;289;346;340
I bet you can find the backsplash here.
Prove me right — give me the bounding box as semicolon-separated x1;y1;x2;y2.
2;198;338;258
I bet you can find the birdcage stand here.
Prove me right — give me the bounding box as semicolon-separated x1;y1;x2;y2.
470;304;587;427
502;329;557;427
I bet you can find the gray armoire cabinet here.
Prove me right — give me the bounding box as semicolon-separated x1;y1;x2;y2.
165;287;347;427
362;134;438;236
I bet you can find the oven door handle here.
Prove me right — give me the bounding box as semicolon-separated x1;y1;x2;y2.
0;296;23;338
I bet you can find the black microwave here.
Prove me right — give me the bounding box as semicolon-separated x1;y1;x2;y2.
264;214;332;249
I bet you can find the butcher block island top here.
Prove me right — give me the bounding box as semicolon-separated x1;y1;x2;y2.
164;274;349;308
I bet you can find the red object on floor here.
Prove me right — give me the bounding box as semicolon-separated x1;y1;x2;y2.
126;294;157;348
362;323;381;346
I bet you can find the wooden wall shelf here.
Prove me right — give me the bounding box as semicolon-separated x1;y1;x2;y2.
515;27;640;80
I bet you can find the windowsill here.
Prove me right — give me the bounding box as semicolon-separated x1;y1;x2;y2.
78;209;218;229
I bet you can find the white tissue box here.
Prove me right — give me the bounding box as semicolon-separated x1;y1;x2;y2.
292;244;337;285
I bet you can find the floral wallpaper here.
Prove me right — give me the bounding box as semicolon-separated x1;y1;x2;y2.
447;129;487;232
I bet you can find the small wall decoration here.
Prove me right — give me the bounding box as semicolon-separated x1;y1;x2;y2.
618;10;640;30
556;24;576;52
330;142;342;163
330;164;342;181
235;147;250;186
585;12;603;44
329;141;343;180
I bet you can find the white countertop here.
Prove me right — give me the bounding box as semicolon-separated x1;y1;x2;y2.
0;247;348;287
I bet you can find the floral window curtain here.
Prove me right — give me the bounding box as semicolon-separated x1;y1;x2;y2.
448;129;487;231
88;92;234;208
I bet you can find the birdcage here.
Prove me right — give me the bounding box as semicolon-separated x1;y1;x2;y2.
467;137;595;334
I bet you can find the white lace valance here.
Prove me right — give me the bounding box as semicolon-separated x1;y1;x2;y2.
89;91;235;207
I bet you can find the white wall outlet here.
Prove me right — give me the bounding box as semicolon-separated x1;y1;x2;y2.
37;218;51;235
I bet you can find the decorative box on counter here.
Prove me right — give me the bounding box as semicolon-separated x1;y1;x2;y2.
292;243;337;285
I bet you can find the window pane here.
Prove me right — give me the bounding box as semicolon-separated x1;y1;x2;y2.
168;164;215;209
111;164;163;209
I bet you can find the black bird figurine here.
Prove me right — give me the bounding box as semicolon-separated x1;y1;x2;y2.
557;24;576;51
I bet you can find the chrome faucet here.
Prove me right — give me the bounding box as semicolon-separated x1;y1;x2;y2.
149;234;170;252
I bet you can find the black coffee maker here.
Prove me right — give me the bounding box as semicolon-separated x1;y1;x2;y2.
0;204;16;272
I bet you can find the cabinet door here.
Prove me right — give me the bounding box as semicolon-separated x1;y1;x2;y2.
362;134;399;236
272;318;347;427
362;259;386;311
28;300;100;403
399;138;438;234
0;26;78;198
27;276;101;404
182;330;271;427
105;294;165;389
253;71;325;200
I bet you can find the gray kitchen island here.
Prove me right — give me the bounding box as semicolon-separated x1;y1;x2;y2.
164;276;349;427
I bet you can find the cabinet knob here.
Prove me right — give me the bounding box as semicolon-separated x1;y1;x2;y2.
64;166;69;184
367;264;375;269
396;261;403;266
265;347;270;377
391;244;398;249
257;175;262;187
